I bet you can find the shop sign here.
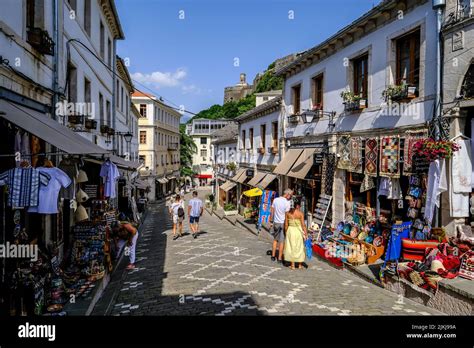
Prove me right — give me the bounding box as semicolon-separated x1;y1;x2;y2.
84;185;98;199
246;169;254;177
313;152;324;165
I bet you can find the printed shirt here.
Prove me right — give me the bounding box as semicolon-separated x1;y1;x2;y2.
28;167;71;214
188;198;203;217
0;167;50;207
99;161;120;198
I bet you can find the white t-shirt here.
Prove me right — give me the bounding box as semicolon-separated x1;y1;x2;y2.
271;196;291;224
171;200;184;215
28;167;71;214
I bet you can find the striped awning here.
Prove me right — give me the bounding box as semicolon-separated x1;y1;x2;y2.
247;171;266;187
257;174;277;190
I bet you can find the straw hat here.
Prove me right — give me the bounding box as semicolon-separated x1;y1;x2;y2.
76;188;89;203
77;170;88;183
75;204;89;222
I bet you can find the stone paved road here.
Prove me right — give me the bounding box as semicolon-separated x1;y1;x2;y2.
100;194;443;316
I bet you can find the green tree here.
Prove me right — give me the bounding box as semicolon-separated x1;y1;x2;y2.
179;124;197;177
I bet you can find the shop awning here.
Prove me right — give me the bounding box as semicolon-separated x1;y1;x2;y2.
236;169;249;184
134;179;149;190
247;172;266;187
0;99;109;155
196;174;212;179
167;176;176;180
157;177;168;184
273;149;304;175
231;168;246;182
243;187;263;197
220;181;236;192
109;154;140;170
257;174;277;190
286;148;318;179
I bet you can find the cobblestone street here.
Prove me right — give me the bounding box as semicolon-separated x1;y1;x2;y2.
98;195;443;316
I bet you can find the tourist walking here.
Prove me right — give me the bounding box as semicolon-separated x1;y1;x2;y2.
284;199;307;270
169;194;185;240
269;188;293;263
188;191;203;239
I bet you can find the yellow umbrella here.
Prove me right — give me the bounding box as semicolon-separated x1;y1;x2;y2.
243;187;263;197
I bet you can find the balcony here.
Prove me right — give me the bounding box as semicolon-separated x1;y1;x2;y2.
27;27;54;55
168;142;179;151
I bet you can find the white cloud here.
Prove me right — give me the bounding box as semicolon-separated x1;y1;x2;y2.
131;68;187;89
181;84;212;95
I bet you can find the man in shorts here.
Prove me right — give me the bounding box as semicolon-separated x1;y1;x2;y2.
188;191;203;239
269;188;293;263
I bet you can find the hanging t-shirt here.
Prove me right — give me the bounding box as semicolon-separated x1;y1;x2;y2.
100;161;120;198
28;167;71;214
58;159;78;199
0;167;50;207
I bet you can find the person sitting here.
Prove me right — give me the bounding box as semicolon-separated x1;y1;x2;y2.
111;221;138;270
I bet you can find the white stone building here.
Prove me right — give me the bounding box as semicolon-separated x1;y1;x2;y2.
133;91;181;201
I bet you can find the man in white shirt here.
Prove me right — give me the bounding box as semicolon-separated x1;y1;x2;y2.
269;189;293;263
188;191;203;239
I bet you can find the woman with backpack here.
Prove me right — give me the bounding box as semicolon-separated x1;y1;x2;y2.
169;194;185;240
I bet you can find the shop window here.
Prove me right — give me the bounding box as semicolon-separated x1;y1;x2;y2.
396;29;420;89
84;0;91;36
292;84;301;114
100;21;105;59
140;131;146;144
140;104;147;117
353;54;368;100
312;74;324;108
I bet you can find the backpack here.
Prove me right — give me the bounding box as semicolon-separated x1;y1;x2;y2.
177;205;185;217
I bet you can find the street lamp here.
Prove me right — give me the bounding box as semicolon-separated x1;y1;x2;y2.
116;132;133;143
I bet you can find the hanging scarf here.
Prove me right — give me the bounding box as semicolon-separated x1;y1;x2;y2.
380;136;400;178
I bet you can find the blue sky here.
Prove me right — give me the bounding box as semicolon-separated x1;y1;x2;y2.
115;0;380;121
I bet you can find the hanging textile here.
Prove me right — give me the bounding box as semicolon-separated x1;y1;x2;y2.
424;159;447;223
100;161;120;199
360;175;375;193
0;167;50;207
364;137;378;177
450;138;471;217
337;135;351;170
349;136;363;173
58;158;79;199
403;132;427;176
28;167;71;214
380;136;400;178
321;154;336;196
378;177;402;199
258;190;275;228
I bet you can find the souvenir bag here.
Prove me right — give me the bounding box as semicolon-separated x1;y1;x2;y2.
305;238;313;260
407;207;418;219
409;175;421;186
459;251;474;280
320;227;333;242
408;186;422;199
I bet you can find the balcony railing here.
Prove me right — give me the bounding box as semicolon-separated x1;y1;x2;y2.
168;142;179;150
27;27;54;55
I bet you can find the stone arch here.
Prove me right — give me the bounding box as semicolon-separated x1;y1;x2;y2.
459;58;474;99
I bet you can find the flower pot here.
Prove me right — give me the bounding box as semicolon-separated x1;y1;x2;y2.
100;125;109;134
224;210;238;216
68;115;83;125
84;119;97;130
107;127;115;136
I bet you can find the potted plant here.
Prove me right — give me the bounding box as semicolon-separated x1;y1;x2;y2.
224;203;238;216
100;125;109;134
84;119;97;130
413;138;460;162
382;84;417;102
226;162;237;172
341;90;366;111
68;114;83;125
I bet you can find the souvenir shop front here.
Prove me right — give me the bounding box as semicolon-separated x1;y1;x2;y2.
0;103;138;316
310;130;474;291
239;168;278;221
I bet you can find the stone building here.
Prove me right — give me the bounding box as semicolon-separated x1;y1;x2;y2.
223;73;254;103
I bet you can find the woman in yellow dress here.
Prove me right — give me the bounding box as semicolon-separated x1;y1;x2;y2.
284;199;308;270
